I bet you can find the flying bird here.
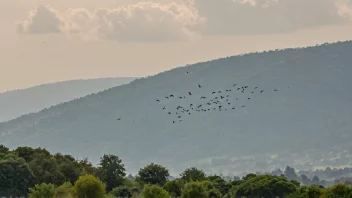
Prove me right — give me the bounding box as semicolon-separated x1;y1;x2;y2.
198;84;202;88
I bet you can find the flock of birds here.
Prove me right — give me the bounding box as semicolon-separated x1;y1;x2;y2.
153;83;280;124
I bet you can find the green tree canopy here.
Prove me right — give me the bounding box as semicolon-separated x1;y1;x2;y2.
136;163;170;186
180;167;207;182
28;183;56;198
142;184;170;198
98;154;126;191
229;175;297;198
74;175;106;198
163;179;182;197
0;156;34;197
110;186;132;198
181;181;208;198
320;183;352;198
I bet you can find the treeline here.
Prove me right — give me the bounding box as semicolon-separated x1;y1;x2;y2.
1;144;352;198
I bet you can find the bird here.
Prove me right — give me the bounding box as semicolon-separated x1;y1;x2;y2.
163;106;166;110
241;105;246;108
254;87;258;89
233;84;237;86
165;97;169;99
212;92;216;94
117;118;121;121
189;92;192;95
156;99;160;102
168;112;171;115
198;84;202;88
274;89;278;91
260;90;264;93
170;95;174;98
248;98;251;100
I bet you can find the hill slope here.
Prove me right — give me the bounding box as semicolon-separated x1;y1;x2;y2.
1;41;352;174
0;78;135;122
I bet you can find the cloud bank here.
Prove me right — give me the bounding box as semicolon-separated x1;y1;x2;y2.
17;2;204;42
16;0;352;41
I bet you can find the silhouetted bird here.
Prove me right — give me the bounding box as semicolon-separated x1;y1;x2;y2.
179;97;183;99
233;84;237;86
218;91;221;93
198;84;202;88
165;97;169;99
251;92;254;94
168;112;171;115
190;104;193;107
170;95;174;97
232;107;235;109
212;92;216;94
274;89;278;91
163;106;166;110
117;118;121;121
248;98;251;100
228;103;231;105
241;105;246;108
237;88;241;90
189;92;192;95
260;90;264;93
254;87;258;89
173;121;175;123
156;99;160;102
178;116;181;119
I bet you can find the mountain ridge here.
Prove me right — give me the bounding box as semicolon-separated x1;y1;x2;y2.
0;77;135;122
1;41;352;174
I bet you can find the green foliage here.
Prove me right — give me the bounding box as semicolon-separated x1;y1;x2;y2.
136;163;170;186
163;179;182;197
28;153;66;185
0;144;10;159
28;183;56;198
230;175;297;198
181;181;208;198
110;186;132;198
99;154;126;191
55;182;74;198
207;175;232;195
141;184;170;198
74;174;106;198
320;183;352;198
0;156;34;197
180;167;207;182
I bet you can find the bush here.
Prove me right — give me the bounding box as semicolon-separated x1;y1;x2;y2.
74;175;106;198
28;183;56;198
142;184;170;198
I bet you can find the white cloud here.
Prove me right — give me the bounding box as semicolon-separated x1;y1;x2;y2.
17;4;64;34
16;0;352;40
194;0;351;35
16;2;205;42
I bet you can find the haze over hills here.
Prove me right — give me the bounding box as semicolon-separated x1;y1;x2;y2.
1;41;352;175
0;77;135;122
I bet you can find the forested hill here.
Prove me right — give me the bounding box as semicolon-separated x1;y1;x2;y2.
1;41;352;174
0;77;135;122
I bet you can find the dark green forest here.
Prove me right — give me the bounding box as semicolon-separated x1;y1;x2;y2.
1;144;352;198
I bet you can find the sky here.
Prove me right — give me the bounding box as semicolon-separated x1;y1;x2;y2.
1;0;352;92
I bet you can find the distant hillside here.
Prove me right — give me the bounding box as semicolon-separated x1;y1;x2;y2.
1;41;351;174
0;78;135;122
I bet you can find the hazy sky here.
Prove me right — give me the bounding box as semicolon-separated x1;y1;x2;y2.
1;0;352;92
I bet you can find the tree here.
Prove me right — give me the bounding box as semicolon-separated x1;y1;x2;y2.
201;181;222;198
99;154;126;191
312;176;320;184
142;184;170;198
136;163;170;186
300;174;311;185
180;167;207;182
0;145;9;159
74;175;106;198
320;183;352;198
163;179;182;197
110;186;132;198
207;175;231;195
285;166;298;180
55;182;74;198
28;153;65;185
28;183;56;198
181;181;208;198
230;175;297;198
0;156;34;197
